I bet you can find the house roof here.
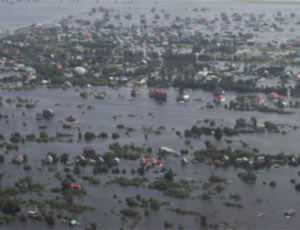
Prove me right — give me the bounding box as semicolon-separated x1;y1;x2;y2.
269;92;279;98
70;184;81;189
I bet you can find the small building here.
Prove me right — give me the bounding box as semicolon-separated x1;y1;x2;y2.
97;156;105;164
70;184;81;189
74;66;87;76
69;219;80;226
268;92;280;100
131;88;139;97
213;87;225;96
140;157;157;165
236;157;249;164
83;147;96;158
256;123;266;131
277;99;288;108
113;157;120;165
256;156;265;164
251;97;265;107
181;157;188;165
43;109;54;119
149;89;167;101
215;95;226;103
223;155;230;161
205;158;213;164
177;93;190;103
46;155;53;164
28;210;39;218
12;154;23;164
235;118;248;128
66;115;76;122
159;146;177;155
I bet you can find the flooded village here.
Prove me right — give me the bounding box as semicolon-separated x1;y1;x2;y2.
1;0;300;229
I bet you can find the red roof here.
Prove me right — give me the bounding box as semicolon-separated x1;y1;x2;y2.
149;89;166;95
141;157;155;163
205;158;213;164
159;26;168;31
252;96;265;102
140;157;161;165
216;95;225;99
269;92;279;98
70;184;81;189
198;17;207;22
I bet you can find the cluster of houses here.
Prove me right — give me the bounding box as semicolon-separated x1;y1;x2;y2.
200;152;297;169
1;3;300;95
229;91;295;111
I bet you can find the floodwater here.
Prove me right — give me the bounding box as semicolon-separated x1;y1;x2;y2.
1;86;300;229
2;0;300;229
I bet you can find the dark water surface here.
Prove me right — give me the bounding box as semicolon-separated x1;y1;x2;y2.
1;0;300;229
0;86;300;229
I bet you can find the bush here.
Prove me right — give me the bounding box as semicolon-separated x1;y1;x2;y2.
98;132;108;138
2;200;21;215
229;193;241;201
23;165;31;171
84;132;96;141
81;175;100;185
60;153;69;164
126;197;139;207
164;221;173;229
209;174;226;183
44;214;55;226
120;208;140;218
269;181;276;187
214;128;223;141
238;171;256;184
163;188;189;199
111;177;148;187
149;198;161;210
295;183;300;191
112;133;120;140
19;213;27;222
116;124;125;129
80;92;88;98
202;192;211;200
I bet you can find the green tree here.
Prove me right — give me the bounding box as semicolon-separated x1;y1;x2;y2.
214;128;223;141
2;200;21;215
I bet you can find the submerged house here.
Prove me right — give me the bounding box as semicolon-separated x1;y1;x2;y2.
43;109;54;119
66;115;77;122
159;146;181;156
256;156;265;164
235;118;248;128
214;95;226;103
12;154;24;164
251;96;265;107
140;157;161;166
267;92;280;101
149;89;167;101
83;147;96;158
70;184;81;189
